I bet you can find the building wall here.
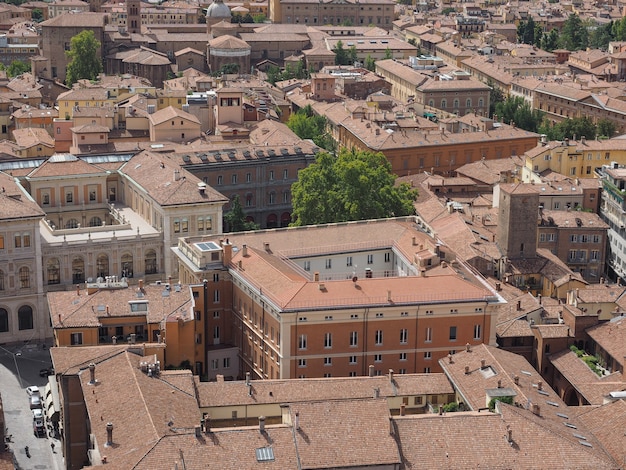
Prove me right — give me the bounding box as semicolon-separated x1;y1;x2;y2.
497;186;539;260
150;117;201;143
273;0;395;29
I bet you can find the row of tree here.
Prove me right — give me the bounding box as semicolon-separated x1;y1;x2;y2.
494;96;618;140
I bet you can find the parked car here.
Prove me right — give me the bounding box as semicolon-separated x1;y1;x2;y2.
26;386;40;397
33;421;45;438
39;367;55;377
29;394;42;410
32;408;44;426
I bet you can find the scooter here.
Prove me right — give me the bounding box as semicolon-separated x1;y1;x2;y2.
25;446;30;458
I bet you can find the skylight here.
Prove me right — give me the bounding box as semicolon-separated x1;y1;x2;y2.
256;447;275;462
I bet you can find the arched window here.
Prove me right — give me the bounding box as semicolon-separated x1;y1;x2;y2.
19;266;29;289
97;254;109;278
269;192;276;204
478;98;484;108
0;308;8;332
66;219;79;229
89;216;102;227
428;99;434;107
466;98;472;108
441;99;447;109
121;253;133;278
18;305;33;330
453;98;459;108
72;257;85;283
145;250;157;275
47;258;60;285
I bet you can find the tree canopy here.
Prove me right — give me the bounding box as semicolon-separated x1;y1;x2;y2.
494;96;544;133
65;30;103;86
290;148;417;226
559;14;588;51
286;105;335;152
538;116;597;141
224;195;260;232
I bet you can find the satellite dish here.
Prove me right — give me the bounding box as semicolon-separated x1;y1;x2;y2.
352;276;358;283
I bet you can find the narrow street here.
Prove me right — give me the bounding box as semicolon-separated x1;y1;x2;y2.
0;343;64;470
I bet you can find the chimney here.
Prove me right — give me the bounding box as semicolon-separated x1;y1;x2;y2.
375;128;380;135
314;272;319;282
369;364;375;377
373;387;380;398
517;300;521;311
448;354;453;364
497;379;502;388
295;412;300;430
242;244;248;257
538;294;542;305
258;416;266;433
495;282;501;291
245;371;251;385
58;314;62;324
466;343;471;352
106;305;110;315
264;242;270;252
507;426;513;443
389;369;394;382
400;404;406;416
223;242;233;265
174;169;181;181
138;279;144;290
203;414;211;434
537;381;543;391
438;405;443;415
531;404;540;416
89;363;96;384
105;422;114;447
76;284;80;295
464;365;470;374
412;236;417;246
480;359;486;369
387;290;392;302
195;425;202;438
514;375;519;385
197;182;206;194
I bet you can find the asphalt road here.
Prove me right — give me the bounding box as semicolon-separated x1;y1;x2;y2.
0;342;64;470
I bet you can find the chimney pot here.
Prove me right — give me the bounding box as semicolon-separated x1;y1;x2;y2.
466;343;471;352
448;354;453;364
400;404;406;416
105;422;114;446
514;375;519;385
242;244;248;257
369;364;375;377
388;369;394;381
373;387;380;398
497;379;502;388
507;427;513;443
517;300;522;311
480;359;486;369
295;412;300;430
259;416;266;433
245;371;251;385
537;381;543;391
314;272;319;282
464;365;470;374
89;362;96;384
532;404;540;416
76;284;80;295
195;425;202;438
438;405;443;415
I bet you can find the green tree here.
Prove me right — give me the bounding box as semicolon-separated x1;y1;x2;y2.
224;195;260;232
252;13;266;23
6;60;30;78
218;63;239;75
538;116;597;141
65;30;103;86
442;7;455;15
286;105;335;151
290;148;417;226
495;96;543;132
541;29;559;52
590;21;614;49
333;40;349;65
384;47;393;60
559;14;588;50
597;118;617;138
364;54;376;71
31;8;43;22
488;80;504;119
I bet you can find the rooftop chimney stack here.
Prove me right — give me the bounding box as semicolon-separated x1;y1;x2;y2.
389;369;394;382
466;343;471;352
195;425;202;438
448;354;453;364
514;375;519;385
400;404;406;416
517;300;522;311
76;284;80;295
242;244;248;257
369;364;375;377
105;422;114;447
438;405;443;415
373;387;380;399
532;404;540;416
89;363;96;384
497;379;502;388
507;426;513;443
480;359;486;369
259;416;266;433
537;381;543;391
295;412;300;430
245;372;250;385
464;366;470;374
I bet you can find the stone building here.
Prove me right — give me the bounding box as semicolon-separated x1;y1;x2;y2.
208;35;251;75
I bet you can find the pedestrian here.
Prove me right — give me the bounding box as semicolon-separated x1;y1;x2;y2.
51;442;55;453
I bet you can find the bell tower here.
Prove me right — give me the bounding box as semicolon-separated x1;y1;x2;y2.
127;0;141;34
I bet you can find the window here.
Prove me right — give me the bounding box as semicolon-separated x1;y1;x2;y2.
424;367;431;373
400;328;408;344
303;261;310;271
173;218;180;233
324;357;332;366
0;271;4;291
298;358;307;367
70;333;83;345
474;324;481;340
414;396;423;405
181;218;188;233
449;326;457;341
348;371;357;377
325;315;333;321
19;267;29;289
376;313;384;318
324;332;332;348
283;169;288;179
231;174;237;184
592;235;601;243
42;193;50;205
374;354;382;362
424;351;432;360
375;330;383;345
401;311;408;317
325;259;332;269
18;305;33;330
349;355;357;364
367;254;373;264
47;258;60;285
399;352;407;361
211;359;219;370
213;326;220;340
384;252;390;262
591;250;599;261
66;192;73;203
350;331;358;347
346;256;353;266
298;334;307;350
217;175;223;185
425;327;432;342
213;290;220;302
0;308;7;332
89;190;96;202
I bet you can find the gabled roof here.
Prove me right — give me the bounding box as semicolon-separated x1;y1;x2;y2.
148;106;201;126
27;154;106;179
